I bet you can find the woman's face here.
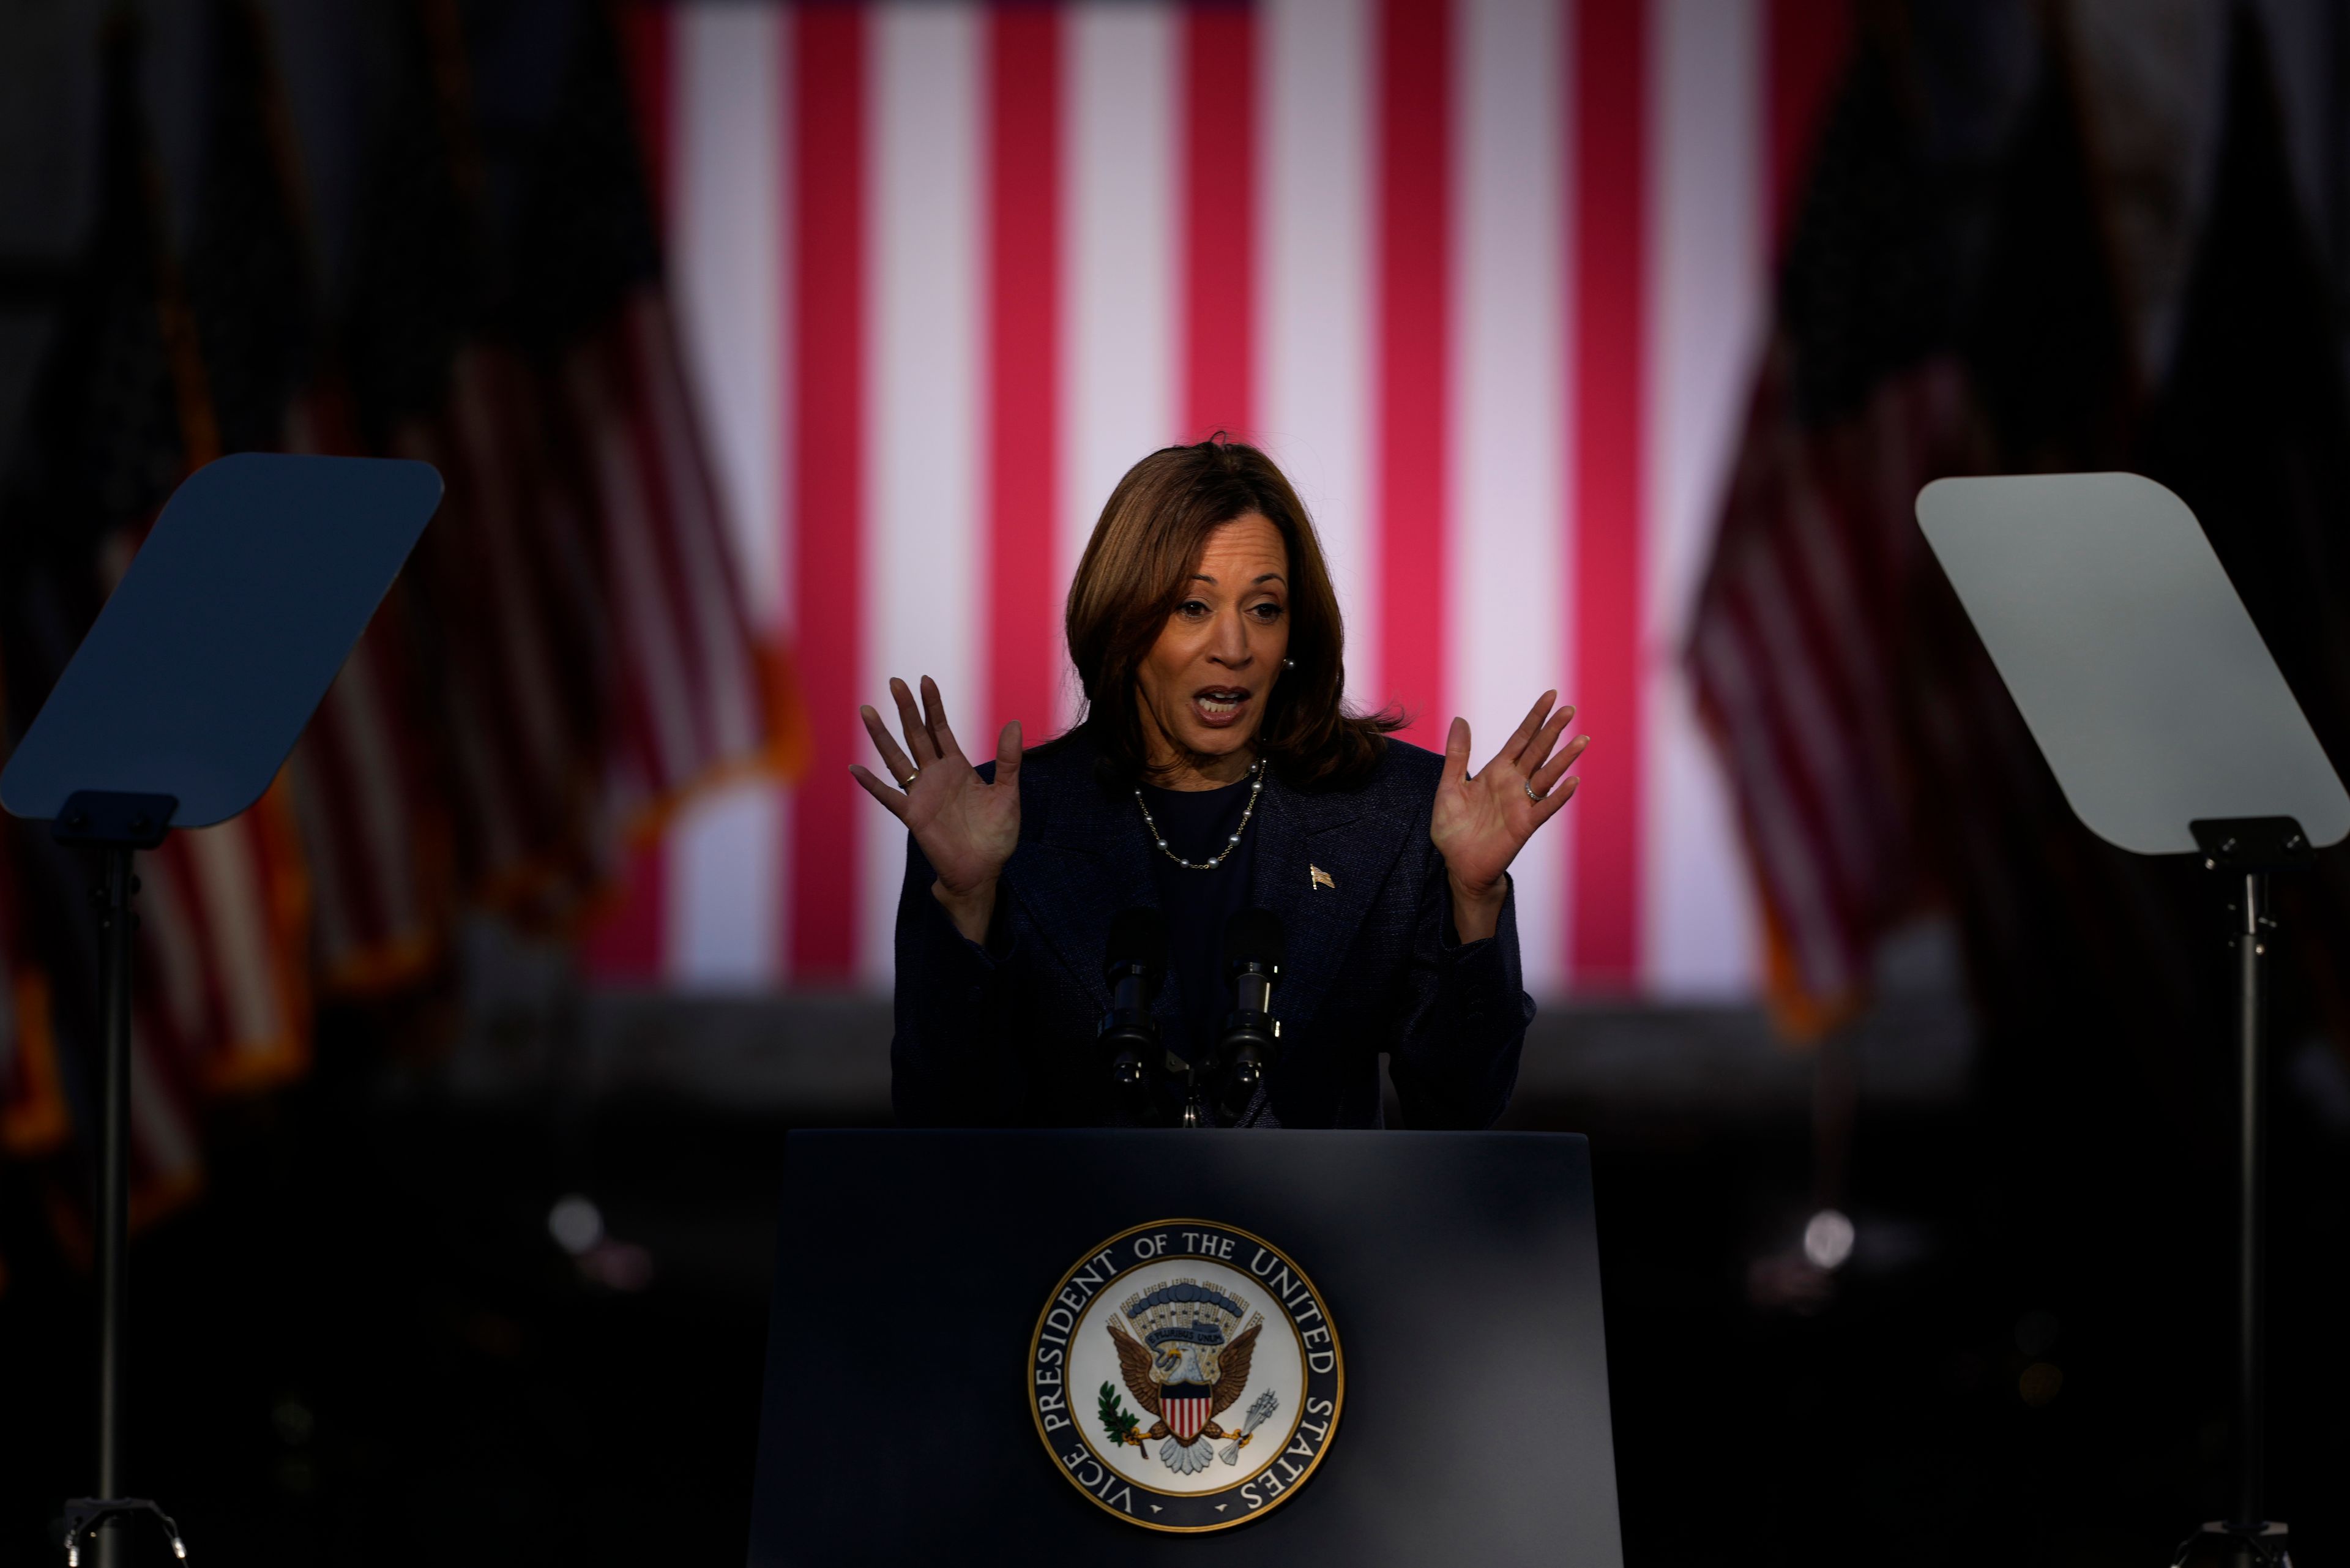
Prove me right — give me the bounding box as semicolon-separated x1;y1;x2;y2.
1135;513;1291;776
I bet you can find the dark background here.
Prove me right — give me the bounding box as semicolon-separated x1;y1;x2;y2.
6;1;2350;1564
4;977;2346;1565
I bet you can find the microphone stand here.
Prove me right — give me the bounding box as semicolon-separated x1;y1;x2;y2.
1212;969;1277;1124
1100;911;1170;1125
1211;910;1284;1126
1107;909;1285;1129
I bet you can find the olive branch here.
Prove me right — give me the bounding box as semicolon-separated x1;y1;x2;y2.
1097;1382;1142;1447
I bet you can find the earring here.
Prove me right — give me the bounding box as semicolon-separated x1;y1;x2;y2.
1282;658;1295;670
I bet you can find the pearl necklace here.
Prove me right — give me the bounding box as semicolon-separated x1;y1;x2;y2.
1134;760;1266;871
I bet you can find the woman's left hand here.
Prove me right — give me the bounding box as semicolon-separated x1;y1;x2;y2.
1430;691;1588;940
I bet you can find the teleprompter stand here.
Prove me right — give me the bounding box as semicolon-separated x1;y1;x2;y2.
53;794;182;1568
1919;474;2350;1567
2172;818;2308;1568
1;454;441;1566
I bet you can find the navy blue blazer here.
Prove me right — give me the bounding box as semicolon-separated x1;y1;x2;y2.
889;728;1534;1129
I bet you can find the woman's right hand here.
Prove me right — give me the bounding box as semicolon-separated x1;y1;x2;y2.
849;675;1022;943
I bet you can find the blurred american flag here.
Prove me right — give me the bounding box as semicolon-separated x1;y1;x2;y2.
594;0;1850;999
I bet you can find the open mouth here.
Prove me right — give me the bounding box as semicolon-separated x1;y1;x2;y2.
1191;687;1253;728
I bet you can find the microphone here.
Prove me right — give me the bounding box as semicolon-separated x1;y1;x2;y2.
1099;908;1169;1107
1216;908;1283;1119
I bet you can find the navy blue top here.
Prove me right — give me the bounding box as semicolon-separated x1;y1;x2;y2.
1136;774;1258;1073
889;726;1533;1129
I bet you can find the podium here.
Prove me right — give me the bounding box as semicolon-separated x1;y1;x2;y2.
748;1130;1624;1566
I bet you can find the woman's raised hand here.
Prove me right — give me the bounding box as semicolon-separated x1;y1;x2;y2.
1430;690;1588;938
850;677;1023;931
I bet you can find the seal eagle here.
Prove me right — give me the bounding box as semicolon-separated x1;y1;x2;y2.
1107;1317;1262;1476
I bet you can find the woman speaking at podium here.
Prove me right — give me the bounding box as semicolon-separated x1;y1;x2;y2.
854;439;1587;1129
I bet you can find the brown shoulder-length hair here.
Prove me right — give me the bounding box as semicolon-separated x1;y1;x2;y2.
1055;437;1401;790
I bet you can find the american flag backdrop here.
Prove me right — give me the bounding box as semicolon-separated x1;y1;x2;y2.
593;0;1852;998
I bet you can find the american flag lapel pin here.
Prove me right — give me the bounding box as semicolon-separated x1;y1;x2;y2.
1310;865;1335;891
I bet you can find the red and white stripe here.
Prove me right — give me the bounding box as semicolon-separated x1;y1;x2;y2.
135;793;311;1097
282;389;450;995
398;347;609;922
1695;356;1971;1014
565;291;774;816
0;870;66;1159
90;521;313;1211
1168;1389;1212;1441
611;0;1853;998
288;613;442;994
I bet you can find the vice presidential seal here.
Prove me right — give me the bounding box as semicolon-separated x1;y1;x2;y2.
1029;1219;1343;1533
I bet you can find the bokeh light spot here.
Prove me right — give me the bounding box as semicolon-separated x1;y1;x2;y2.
549;1193;605;1256
1802;1208;1855;1271
2019;1362;2064;1407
